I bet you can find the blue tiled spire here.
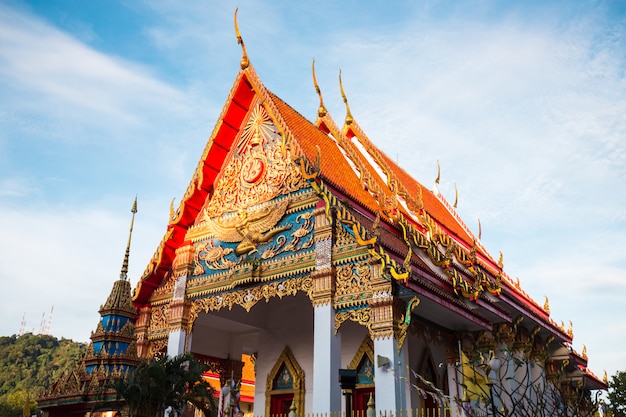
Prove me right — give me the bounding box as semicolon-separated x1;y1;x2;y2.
85;198;139;375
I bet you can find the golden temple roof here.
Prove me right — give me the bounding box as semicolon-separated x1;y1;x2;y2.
132;34;577;351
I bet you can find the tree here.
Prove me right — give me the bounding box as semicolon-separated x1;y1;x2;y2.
111;353;217;417
0;333;85;416
412;347;603;417
608;371;626;417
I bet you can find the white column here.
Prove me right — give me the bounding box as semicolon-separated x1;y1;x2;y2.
167;329;187;357
313;303;342;414
374;336;407;413
167;275;188;357
447;362;461;417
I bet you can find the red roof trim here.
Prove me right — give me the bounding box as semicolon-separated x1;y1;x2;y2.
133;72;256;306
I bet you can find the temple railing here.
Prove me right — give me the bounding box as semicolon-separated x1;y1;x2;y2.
257;409;457;417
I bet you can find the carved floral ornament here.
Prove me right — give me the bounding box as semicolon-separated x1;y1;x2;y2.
185;276;314;332
203;101;308;219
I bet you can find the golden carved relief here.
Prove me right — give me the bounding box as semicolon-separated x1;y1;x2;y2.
256;209;314;260
335;262;372;307
202;198;290;253
191;203;315;279
193;241;236;274
203;102;308;218
148;338;168;357
188;276;313;330
148;303;170;335
335;222;356;246
335;307;372;335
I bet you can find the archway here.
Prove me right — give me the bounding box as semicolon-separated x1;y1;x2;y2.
349;336;375;416
265;346;305;416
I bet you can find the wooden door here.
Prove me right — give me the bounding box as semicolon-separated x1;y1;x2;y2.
353;387;375;417
270;393;294;417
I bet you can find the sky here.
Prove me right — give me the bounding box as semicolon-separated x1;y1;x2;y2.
0;0;625;382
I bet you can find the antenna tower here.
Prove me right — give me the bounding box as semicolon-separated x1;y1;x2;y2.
19;312;26;336
38;312;46;335
45;305;54;335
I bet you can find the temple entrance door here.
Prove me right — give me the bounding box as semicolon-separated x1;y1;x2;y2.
353;387;374;417
348;337;376;417
270;393;294;417
265;348;305;417
419;353;440;417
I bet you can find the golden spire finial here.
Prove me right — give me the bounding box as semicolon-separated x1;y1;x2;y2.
453;183;458;208
543;296;550;315
498;251;503;269
477;218;482;240
603;371;608;385
120;196;138;281
582;344;588;360
234;8;249;70
312;59;327;118
432;161;441;194
567;320;574;338
339;69;353;126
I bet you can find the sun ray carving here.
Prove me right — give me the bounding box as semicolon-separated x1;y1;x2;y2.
202;100;308;219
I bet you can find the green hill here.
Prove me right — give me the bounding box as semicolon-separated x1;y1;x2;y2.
0;333;86;416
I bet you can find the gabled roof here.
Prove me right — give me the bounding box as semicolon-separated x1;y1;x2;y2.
131;57;572;349
133;64;387;306
133;71;256;304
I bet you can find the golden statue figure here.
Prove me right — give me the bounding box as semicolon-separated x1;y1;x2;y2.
203;199;291;256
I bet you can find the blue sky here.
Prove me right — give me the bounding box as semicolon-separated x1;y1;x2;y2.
1;0;625;381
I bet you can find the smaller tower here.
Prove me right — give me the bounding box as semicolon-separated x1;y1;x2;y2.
84;197;139;376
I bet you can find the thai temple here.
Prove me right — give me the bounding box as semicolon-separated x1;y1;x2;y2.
39;13;606;417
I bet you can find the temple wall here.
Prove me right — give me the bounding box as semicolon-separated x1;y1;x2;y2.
406;327;450;409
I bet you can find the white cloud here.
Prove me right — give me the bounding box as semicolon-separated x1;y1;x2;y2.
0;3;191;138
0;177;40;198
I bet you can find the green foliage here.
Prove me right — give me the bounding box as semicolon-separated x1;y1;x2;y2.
609;370;626;417
0;333;86;416
111;353;217;417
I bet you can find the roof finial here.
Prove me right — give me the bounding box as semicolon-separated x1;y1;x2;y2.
339;69;353;126
312;59;327;118
477;218;482;240
234;8;249;70
433;161;441;194
567;320;574;338
120;196;138;281
453;183;458;209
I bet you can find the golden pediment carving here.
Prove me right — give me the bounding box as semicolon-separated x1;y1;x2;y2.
200;101;308;220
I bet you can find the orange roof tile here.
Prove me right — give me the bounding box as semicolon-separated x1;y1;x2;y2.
268;93;380;211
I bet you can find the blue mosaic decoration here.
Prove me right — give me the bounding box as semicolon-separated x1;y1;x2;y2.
192;195;315;279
